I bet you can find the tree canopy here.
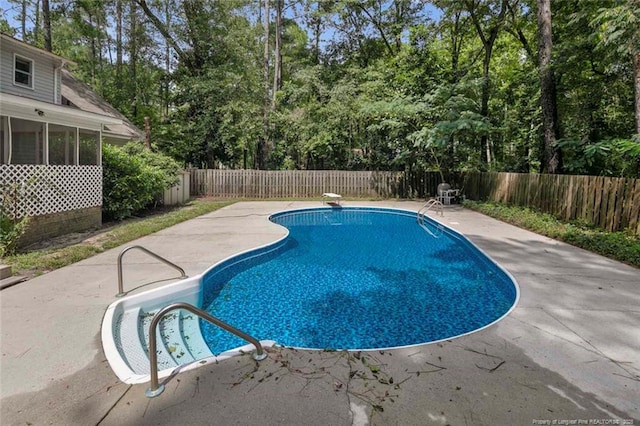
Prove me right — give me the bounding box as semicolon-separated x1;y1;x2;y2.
2;0;638;177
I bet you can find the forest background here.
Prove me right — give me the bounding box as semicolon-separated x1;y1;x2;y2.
1;0;639;178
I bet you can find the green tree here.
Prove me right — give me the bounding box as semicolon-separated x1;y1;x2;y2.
591;0;640;135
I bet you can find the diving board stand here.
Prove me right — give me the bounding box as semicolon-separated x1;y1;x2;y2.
322;193;342;205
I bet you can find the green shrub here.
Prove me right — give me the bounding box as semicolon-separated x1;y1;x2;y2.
102;143;181;221
464;200;640;267
0;215;29;257
1;179;32;256
120;142;180;189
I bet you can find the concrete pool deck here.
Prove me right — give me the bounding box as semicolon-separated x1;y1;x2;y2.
1;201;638;425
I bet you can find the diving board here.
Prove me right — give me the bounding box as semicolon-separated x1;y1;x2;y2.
322;193;342;205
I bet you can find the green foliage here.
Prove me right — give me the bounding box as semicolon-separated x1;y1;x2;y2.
8;0;637;175
0;172;46;256
464;200;640;267
0;18;16;36
555;1;637;144
120;143;181;187
0;216;29;258
102;143;181;221
557;137;640;177
591;0;640;57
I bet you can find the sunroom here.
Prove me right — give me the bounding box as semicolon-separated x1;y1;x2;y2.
0;92;123;245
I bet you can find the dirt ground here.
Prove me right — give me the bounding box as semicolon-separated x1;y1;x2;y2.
22;204;187;253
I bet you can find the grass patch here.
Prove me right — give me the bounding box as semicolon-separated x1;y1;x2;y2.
3;199;234;275
464;200;640;267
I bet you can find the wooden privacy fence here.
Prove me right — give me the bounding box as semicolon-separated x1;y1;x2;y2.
463;172;640;235
188;169;444;199
187;169;640;235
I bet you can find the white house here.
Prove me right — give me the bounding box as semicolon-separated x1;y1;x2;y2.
0;33;142;245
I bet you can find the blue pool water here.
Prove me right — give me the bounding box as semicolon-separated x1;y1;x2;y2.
201;207;517;353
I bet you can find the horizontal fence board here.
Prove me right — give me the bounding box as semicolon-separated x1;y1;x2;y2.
186;169;640;236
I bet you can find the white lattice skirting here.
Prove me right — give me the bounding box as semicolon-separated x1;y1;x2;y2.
1;165;102;218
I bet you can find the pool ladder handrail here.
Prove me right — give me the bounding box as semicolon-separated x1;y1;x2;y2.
417;200;445;238
417;199;444;221
116;245;187;297
145;302;268;398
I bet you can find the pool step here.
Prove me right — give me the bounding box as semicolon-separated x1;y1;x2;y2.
139;308;177;372
179;311;214;360
114;306;214;375
116;307;150;374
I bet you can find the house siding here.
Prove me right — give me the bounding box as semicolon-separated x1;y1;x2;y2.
0;39;57;103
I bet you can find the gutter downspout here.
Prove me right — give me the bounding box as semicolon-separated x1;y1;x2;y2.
53;60;66;104
7;116;12;164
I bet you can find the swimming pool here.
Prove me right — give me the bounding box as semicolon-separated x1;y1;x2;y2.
200;207;518;352
102;206;518;384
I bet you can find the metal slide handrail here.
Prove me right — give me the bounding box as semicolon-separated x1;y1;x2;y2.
116;245;187;297
145;302;268;397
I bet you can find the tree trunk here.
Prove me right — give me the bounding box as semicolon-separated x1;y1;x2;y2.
444;11;465;175
116;0;123;79
136;0;187;66
42;0;51;52
89;13;97;85
467;0;508;169
183;0;206;71
96;11;104;79
259;0;270;169
20;0;26;40
130;0;138;119
314;14;320;64
536;0;562;174
34;0;40;44
160;0;172;121
144;116;151;149
634;50;640;135
480;48;492;167
272;0;282;108
450;10;463;85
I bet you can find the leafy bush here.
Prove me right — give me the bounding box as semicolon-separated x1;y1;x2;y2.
120;142;181;189
0;215;29;257
464;200;640;267
102;143;181;221
1;179;32;256
557;137;640;178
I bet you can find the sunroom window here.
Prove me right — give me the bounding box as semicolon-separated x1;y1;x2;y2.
49;124;77;165
10;118;44;164
79;129;99;165
14;55;34;89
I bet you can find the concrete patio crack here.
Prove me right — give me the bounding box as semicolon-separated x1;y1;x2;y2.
95;384;132;426
543;309;640;381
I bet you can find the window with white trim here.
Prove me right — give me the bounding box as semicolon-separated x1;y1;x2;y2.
14;54;34;89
